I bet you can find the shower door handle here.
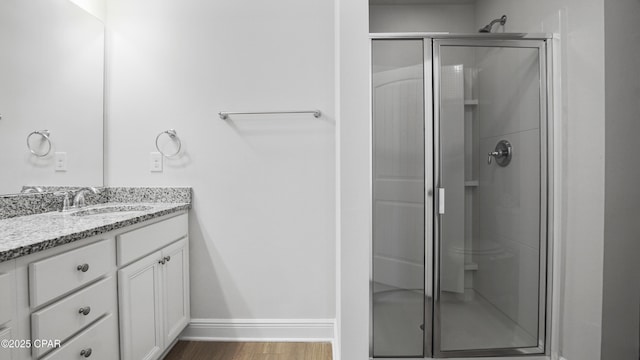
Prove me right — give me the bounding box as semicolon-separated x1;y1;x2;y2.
438;188;445;215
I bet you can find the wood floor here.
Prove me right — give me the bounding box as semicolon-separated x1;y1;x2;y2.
164;341;333;360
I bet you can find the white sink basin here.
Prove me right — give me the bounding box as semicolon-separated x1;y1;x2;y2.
70;205;153;217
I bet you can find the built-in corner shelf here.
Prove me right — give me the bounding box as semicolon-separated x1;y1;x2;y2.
464;180;479;187
464;99;479;106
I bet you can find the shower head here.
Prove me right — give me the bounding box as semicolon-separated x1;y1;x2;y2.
479;15;507;33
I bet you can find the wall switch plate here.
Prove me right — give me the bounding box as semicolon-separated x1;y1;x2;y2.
54;152;67;171
150;152;163;172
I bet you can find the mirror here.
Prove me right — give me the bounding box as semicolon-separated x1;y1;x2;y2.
0;0;104;195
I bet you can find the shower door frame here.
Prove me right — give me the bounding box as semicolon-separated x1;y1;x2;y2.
432;37;551;358
369;34;555;360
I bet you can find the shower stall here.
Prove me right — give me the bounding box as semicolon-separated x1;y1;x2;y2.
371;34;552;358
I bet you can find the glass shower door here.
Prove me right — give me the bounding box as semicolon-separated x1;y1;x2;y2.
371;39;427;358
434;39;548;357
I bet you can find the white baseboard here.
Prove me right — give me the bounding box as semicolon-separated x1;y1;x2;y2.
180;318;336;342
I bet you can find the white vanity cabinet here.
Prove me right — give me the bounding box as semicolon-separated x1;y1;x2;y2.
118;250;164;360
5;210;189;360
0;260;16;360
161;239;190;346
117;214;189;360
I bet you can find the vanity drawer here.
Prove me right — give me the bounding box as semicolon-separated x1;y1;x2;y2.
29;239;116;307
31;276;116;358
117;213;187;266
40;313;118;360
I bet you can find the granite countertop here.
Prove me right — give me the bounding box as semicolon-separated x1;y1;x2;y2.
0;202;190;263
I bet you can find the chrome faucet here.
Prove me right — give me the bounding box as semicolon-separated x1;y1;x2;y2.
53;191;71;212
72;187;100;208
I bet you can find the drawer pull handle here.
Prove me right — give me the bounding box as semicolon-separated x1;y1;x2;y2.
80;348;92;357
76;264;90;272
164;256;171;263
158;258;166;265
78;306;91;316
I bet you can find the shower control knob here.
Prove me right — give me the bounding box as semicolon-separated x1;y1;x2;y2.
488;151;501;164
487;140;513;167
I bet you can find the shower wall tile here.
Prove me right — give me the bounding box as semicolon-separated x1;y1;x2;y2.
474;128;541;338
474;45;544;335
479;129;541;251
374;201;425;264
373;200;425;290
372;44;426;292
473;236;540;340
477;47;541;139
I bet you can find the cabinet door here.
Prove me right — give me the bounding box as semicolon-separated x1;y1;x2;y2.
118;250;163;360
162;238;190;345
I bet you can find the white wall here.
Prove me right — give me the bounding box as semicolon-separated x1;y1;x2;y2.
370;3;476;33
337;0;371;357
69;0;106;21
0;0;104;194
601;0;640;358
106;0;335;332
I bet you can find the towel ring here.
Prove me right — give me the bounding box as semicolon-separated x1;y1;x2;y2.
155;129;181;158
26;130;52;157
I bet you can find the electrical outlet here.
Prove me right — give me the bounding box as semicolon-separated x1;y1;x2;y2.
150;152;163;172
54;152;67;171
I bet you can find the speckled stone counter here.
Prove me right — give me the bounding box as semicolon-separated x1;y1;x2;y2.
0;187;192;262
1;186;192;219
